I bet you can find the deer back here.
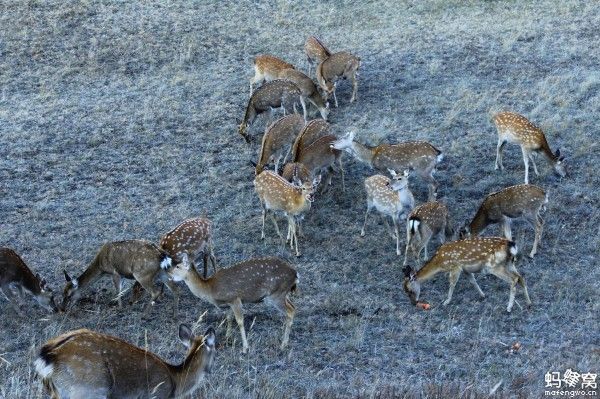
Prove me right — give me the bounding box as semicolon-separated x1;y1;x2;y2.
291;119;330;160
0;247;44;294
256;114;305;173
305;36;331;64
160;218;212;261
372;141;441;172
320;51;360;80
278;69;319;97
483;184;546;220
409;202;449;234
255;171;310;214
251;80;301;111
254;55;295;80
294;134;339;172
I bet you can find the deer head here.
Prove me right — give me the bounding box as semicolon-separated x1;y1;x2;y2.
402;265;420;305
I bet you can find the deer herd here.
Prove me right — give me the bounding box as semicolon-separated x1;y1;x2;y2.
0;35;568;398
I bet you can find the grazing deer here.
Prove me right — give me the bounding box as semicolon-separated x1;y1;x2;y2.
249;55;295;95
304;36;331;75
34;324;216;399
316;51;360;107
255;114;305;175
493;112;566;184
62;240;179;316
403;237;531;312
168;254;297;353
0;247;58;315
459;184;548;258
404;201;453;265
278;69;329;120
281;162;311;184
160;217;217;279
291;119;330;161
362;170;415;255
239;80;306;143
332;131;443;200
254;170;321;256
293;134;344;191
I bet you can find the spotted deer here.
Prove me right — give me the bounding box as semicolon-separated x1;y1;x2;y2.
168;254;297;353
493;112;566;184
0;247;59;315
362;170;415;255
403;237;531;312
292;134;344;191
160;217;217;279
254;170;321;256
332;132;443;200
278;69;329;120
239;80;306;143
459;184;548;258
304;36;331;75
255;114;305;175
249;55;295;95
404;201;453;265
291;119;331;161
34;324;215;399
62;240;179;316
281;162;311;184
316;51;360;107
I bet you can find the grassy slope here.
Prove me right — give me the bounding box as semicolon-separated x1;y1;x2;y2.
0;0;598;397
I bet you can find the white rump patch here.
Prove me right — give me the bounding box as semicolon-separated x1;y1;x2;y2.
436;153;444;163
160;257;172;269
34;357;53;379
409;219;420;234
509;244;518;256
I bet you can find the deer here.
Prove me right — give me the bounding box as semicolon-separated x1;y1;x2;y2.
249;54;295;95
255;114;305;176
404;201;454;265
281;162;311;184
291;119;331;161
362;169;415;256
62;240;179;316
493;111;566;184
278;68;329;120
34;324;216;399
254;170;321;256
292;134;344;191
316;51;360;107
304;36;331;76
459;184;548;258
238;80;306;143
0;247;59;315
331;131;443;200
168;254;297;354
160;217;217;279
403;237;531;312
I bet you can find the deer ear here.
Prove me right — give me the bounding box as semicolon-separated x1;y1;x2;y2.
63;270;72;282
179;324;194;348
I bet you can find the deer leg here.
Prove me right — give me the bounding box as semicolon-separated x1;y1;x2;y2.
383;216;395;239
163;279;179;318
270;293;295;349
502;217;513;240
393;215;401;256
1;286;24;317
230;299;249;353
529;153;539;175
360;202;372;237
350;73;358;103
487;267;519;312
403;220;412;265
111;273;123;308
260;204;267;239
527;214;543;258
282;146;292;165
443;269;461;306
466;272;485;298
521;147;530;184
418;168;438;201
495;138;506;170
333;82;339;108
300;96;307;121
337;155;345;191
134;275;161;317
208;241;218;276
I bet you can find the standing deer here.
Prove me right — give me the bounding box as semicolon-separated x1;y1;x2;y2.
403;237;531;312
255;114;305;175
459;184;548;258
291;119;331;161
62;240;179;316
362;170;415;255
493;112;566;184
239;80;306;143
278;68;329;120
160;217;217;279
293;134;344;191
249;54;295;95
254;170;321;256
168;254;297;353
34;324;216;399
332;131;443;200
304;36;331;75
404;201;453;265
0;247;59;315
316;51;360;107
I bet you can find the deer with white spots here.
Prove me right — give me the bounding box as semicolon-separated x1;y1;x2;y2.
278;68;329;120
362;169;415;256
249;54;295;95
304;36;331;75
255;114;305;176
160;217;217;279
168;254;298;354
459;184;548;258
316;51;360;107
493;112;566;184
403;237;531;312
281;162;311;184
331;132;443;200
34;324;215;399
254;170;321;256
291;134;344;191
404;201;453;265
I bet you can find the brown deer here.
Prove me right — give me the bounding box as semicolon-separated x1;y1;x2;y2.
362;170;415;255
404;201;453;265
0;247;59;315
459;184;548;258
62;240;179;316
332;131;443;200
293;134;344;191
403;237;531;312
291;119;331;161
255;114;305;175
316;51;360;107
239;80;306;143
254;170;321;256
281;162;311;184
278;68;329;120
160;217;217;279
493;112;566;184
304;36;331;75
34;324;215;399
249;54;295;95
168;254;297;353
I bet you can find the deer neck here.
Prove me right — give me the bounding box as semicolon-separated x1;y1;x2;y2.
169;351;207;398
350;141;376;166
468;205;491;236
181;267;215;305
537;136;558;163
76;259;104;289
415;259;445;282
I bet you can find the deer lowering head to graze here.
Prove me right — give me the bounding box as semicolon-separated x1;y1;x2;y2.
278;68;329;120
304;36;331;75
493;112;566;184
403;237;531;312
281;162;311;184
294;134;344;191
254;170;321;256
249;54;295;95
404;201;453;265
459;184;548;258
362;170;415;256
0;247;59;315
255;114;305;175
62;240;179;316
316;51;360;107
291;119;331;160
239;80;306;143
34;324;215;399
168;254;297;353
332;132;443;200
